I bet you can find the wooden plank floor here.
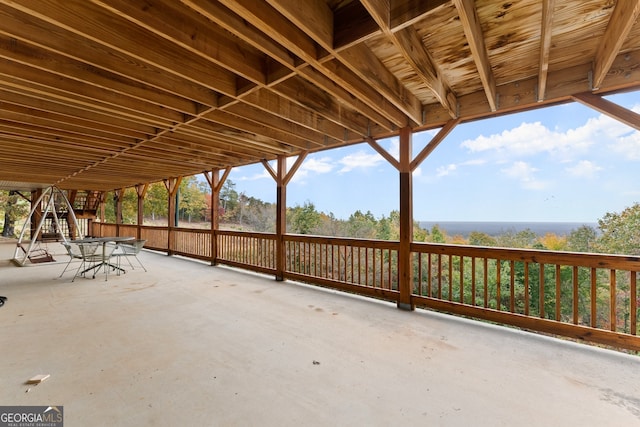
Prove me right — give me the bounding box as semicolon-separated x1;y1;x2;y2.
1;241;639;426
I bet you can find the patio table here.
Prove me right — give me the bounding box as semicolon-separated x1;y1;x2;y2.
73;236;135;279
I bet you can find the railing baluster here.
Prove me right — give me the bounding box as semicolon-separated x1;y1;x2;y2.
631;271;637;336
610;269;616;332
483;258;488;308
496;259;501;311
471;257;476;306
510;260;515;313
591;268;597;328
555;264;561;321
572;266;579;325
539;264;545;319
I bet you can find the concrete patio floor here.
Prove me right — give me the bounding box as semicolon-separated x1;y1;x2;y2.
1;240;639;426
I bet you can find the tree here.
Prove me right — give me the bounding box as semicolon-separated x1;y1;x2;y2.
469;231;497;247
178;176;207;223
567;225;598;252
143;182;168;223
288;201;321;234
346;210;377;238
596;203;640;255
429;225;447;243
1;190;29;237
537;233;567;251
220;179;238;216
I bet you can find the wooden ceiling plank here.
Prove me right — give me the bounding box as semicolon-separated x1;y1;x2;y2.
0;4;218;107
0;108;139;145
4;0;237;97
224;102;336;146
592;0;640;89
220;0;410;130
361;0;456;116
394;25;457;117
269;0;422;125
537;0;555;102
0;90;156;139
0;74;180;127
293;67;397;133
267;0;334;51
389;0;450;31
0;35;198;114
240;89;347;142
202;110;313;151
180;0;295;68
571;92;640;131
452;0;498;111
93;0;267;85
338;43;422;124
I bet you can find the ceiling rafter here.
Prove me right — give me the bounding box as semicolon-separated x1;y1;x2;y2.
221;0;414;129
537;0;555;102
592;0;640;90
268;0;423;126
361;0;457;117
452;0;498;111
0;0;639;191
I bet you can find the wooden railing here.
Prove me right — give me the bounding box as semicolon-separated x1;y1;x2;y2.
217;230;276;274
91;222;640;351
411;243;640;350
284;235;399;300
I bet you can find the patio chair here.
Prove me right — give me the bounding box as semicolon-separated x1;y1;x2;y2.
113;239;147;273
72;242;118;282
59;242;83;278
71;242;100;282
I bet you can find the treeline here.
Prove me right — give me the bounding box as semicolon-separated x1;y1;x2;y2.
2;180;640;256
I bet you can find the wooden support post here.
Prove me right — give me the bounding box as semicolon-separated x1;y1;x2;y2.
204;169;230;266
275;156;287;281
164;177;182;255
31;189;41;240
114;188;124;236
398;127;415;310
135;184;148;240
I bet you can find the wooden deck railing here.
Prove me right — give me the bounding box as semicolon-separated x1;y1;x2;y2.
91;222;640;351
284;235;399;301
411;243;640;350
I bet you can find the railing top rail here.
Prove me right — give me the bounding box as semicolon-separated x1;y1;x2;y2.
284;234;400;249
411;242;640;270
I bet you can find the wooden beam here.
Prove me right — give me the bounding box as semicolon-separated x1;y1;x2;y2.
363;0;456;117
394;26;457;117
283;152;308;186
410;118;460;171
537;0;555;102
593;0;640;90
267;0;333;51
452;0;498;111
92;0;267;85
367;137;400;171
571;92;640;132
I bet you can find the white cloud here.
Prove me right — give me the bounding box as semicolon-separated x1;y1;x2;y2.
436;164;456;177
608;130;640;160
338;150;384;173
238;169;271;181
565;160;602;178
461;121;596;160
300;157;334;174
501;161;547;190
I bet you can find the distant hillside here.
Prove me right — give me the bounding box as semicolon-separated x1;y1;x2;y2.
419;221;598;238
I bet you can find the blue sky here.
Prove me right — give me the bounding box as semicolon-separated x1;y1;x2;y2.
226;91;640;223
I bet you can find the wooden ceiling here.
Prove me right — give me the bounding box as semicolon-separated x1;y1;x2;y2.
1;0;639;191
